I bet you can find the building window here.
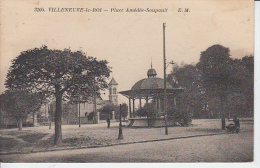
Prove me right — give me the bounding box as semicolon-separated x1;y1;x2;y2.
113;87;117;94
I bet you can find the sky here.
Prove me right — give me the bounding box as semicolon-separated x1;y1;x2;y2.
0;0;254;104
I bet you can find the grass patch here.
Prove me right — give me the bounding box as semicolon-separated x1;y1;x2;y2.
0;137;20;152
17;133;48;143
1;130;33;137
32;135;112;149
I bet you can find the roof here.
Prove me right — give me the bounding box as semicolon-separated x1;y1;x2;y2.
119;88;184;99
119;77;184;99
109;77;118;85
131;77;172;90
118;67;184;99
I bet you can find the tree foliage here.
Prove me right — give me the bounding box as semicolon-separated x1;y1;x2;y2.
167;105;192;126
136;103;157;118
0;90;44;130
5;46;110;98
5;46;111;145
120;103;128;119
197;45;250;128
233;55;254;116
168;64;206;119
99;104;115;116
197;45;235;94
99;103;128;120
168;45;254;123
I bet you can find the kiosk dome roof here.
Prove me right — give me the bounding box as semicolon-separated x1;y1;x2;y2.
131;77;173;90
119;65;184;99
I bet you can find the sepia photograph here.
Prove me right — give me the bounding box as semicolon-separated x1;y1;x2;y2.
0;0;258;166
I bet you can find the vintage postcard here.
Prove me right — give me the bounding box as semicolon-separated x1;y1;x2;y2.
0;0;257;167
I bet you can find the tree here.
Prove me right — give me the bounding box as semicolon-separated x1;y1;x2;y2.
240;56;254;117
0;90;43;130
99;104;114;118
168;64;206;118
5;46;110;145
197;44;245;129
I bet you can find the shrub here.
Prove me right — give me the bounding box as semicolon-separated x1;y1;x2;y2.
136;103;156;119
99;103;128;120
87;112;94;121
167;106;192;126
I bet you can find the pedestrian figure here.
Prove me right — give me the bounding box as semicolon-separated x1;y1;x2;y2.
106;113;111;128
233;114;240;133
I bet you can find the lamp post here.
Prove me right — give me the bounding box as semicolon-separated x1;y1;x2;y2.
163;23;175;135
72;95;82;127
118;104;123;139
163;23;168;135
92;76;101;124
73;90;88;127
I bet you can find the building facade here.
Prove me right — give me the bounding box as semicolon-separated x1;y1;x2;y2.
108;77;118;106
63;77;119;124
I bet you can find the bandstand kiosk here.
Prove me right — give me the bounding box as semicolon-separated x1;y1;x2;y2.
119;65;184;127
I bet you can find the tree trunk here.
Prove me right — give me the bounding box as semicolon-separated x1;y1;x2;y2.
54;93;62;146
220;93;226;130
18;118;23;131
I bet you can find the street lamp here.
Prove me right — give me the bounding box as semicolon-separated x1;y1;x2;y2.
118;104;123;139
163;23;168;135
77;97;88;127
72;95;83;127
163;23;175;135
73;83;89;127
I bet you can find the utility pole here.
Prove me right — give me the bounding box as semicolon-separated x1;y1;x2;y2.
118;104;123;139
163;23;168;135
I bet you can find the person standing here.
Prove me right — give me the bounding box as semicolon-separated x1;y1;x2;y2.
233;114;240;133
106;113;111;128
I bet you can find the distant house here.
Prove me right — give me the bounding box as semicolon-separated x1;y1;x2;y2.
1;78;120;127
43;78;119;125
0;109;35;128
74;77;119;123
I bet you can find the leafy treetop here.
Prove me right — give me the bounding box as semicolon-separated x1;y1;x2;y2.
5;46;111;99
